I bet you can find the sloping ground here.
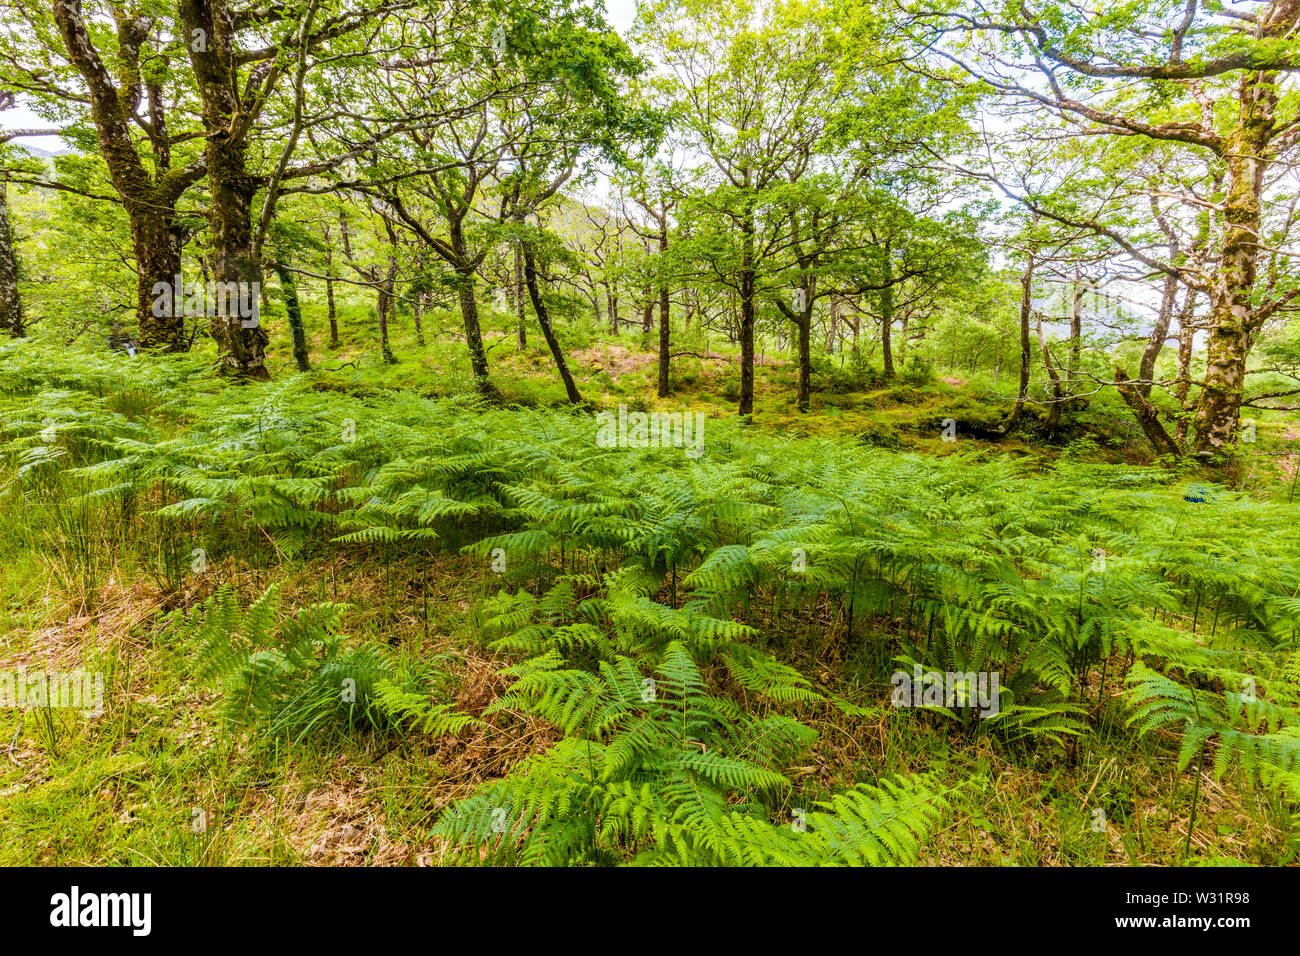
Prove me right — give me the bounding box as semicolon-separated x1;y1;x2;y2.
1;342;1298;865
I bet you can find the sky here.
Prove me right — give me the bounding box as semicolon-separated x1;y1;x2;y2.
1;104;59;153
605;0;637;33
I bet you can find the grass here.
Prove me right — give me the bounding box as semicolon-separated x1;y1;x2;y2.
3;563;1289;865
1;310;1298;866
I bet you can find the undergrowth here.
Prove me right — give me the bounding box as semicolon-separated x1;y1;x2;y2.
2;339;1298;865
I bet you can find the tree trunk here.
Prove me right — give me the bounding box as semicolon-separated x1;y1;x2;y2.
796;309;812;412
387;270;400;356
1139;271;1179;397
182;0;269;378
1037;317;1063;434
378;259;397;364
1005;245;1036;431
641;287;654;333
658;285;671;397
273;260;309;372
657;221;671;396
880;241;895;380
1110;268;1182;451
1116;367;1181;458
522;243;583;405
739;215;756;418
515;242;527;350
1195;305;1252;453
1193;73;1275;454
787;279;814;412
137;213;187;350
0;184;23;337
455;265;495;396
323;226;340;348
52;0;193;351
203;145;268;377
1174;287;1198;444
1069;270;1083;384
413;291;425;347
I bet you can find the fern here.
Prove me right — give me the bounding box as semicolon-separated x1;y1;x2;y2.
181;584;475;745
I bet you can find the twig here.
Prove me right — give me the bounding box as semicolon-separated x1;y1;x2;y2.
6;721;21;766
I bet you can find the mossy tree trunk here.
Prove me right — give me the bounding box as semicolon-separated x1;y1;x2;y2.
738;210;756;418
1193;73;1277;454
322;224;340;348
0;184;23;337
879;240;895;381
51;0;202;350
273;260;309;372
179;0;269;379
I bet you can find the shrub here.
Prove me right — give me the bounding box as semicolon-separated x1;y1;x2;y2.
900;356;933;386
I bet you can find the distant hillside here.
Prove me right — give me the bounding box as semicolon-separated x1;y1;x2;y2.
19;143;75;159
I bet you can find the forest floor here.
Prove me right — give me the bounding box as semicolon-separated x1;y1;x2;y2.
1;317;1298;866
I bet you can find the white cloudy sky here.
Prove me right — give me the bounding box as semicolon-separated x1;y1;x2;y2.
605;0;637;32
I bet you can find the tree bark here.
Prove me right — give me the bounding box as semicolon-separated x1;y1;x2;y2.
1005;245;1036;431
387;267;400;356
273;260;310;372
1069;270;1083;384
738;213;756;418
1037;317;1063;434
796;304;812;411
1174;287;1198;444
1138;271;1179;398
780;281;814;412
322;225;340;348
1116;367;1181;457
657;286;671;397
378;258;397;365
52;0;196;350
656;218;671;396
201;153;267;377
182;0;268;377
606;284;618;333
522;243;583;405
880;241;895;381
455;265;494;394
641;286;654;333
1193;72;1276;454
0;184;23;337
515;242;527;351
